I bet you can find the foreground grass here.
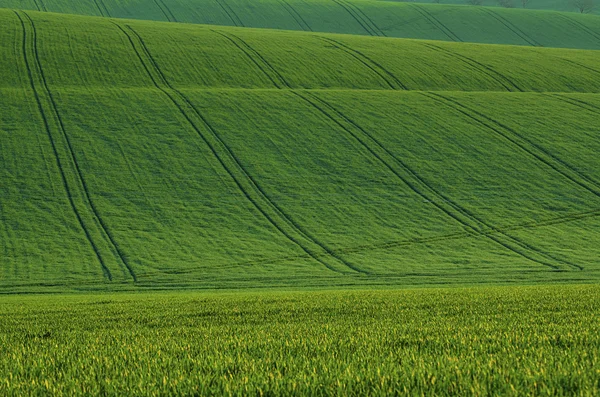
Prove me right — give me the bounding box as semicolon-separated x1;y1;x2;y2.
0;285;599;395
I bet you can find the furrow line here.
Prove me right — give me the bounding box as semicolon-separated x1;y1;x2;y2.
339;0;386;37
412;5;461;42
559;14;600;42
22;11;137;282
31;0;42;12
330;0;375;36
320;36;406;90
210;29;290;89
15;11;113;281
92;0;107;17
558;57;600;77
277;0;312;31
115;23;364;275
481;8;542;47
156;0;178;22
549;94;600;115
151;0;174;22
427;92;600;197
420;42;521;92
97;0;112;17
296;90;580;271
213;0;244;27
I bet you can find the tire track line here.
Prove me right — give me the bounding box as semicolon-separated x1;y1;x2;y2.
277;0;312;31
294;90;582;271
210;29;290;89
481;8;542;47
339;0;386;37
330;0;375;36
151;0;175;22
419;41;522;92
14;11;115;281
113;23;365;275
557;57;600;77
558;14;600;42
156;0;177;22
33;0;47;12
412;5;461;42
95;0;111;17
21;11;137;282
549;94;600;115
320;36;406;90
426;92;600;198
213;0;244;27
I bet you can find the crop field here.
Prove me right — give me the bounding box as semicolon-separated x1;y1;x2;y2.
0;285;599;395
1;0;599;393
1;9;600;292
0;0;599;48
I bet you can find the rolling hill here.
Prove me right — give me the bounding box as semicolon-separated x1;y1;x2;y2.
1;9;600;292
386;0;600;15
0;0;599;49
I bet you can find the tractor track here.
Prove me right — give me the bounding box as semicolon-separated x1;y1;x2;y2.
426;92;600;198
330;0;376;36
277;0;312;31
92;0;111;17
558;58;600;77
210;29;290;88
558;14;600;42
294;90;582;271
548;94;600;115
339;0;385;37
113;23;366;275
481;8;542;47
14;11;136;282
412;4;461;42
21;11;136;282
213;0;244;27
419;42;522;92
320;36;406;90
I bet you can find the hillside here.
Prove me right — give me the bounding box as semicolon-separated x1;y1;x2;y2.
387;0;600;15
2;10;600;292
0;0;599;49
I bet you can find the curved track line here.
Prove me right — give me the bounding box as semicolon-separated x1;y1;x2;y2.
557;57;600;77
549;94;600;115
412;5;461;42
277;0;312;31
213;0;244;27
320;36;406;90
15;12;107;281
419;41;522;92
295;90;582;271
92;0;110;17
481;8;542;47
559;14;600;42
339;0;385;37
427;92;600;198
31;0;42;12
210;29;290;88
330;0;375;36
113;23;365;275
21;11;137;282
156;0;177;22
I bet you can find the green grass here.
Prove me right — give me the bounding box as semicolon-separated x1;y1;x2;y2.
1;0;600;49
387;0;600;14
2;10;600;292
1;285;599;395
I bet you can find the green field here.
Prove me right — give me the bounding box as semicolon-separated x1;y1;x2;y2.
0;0;599;48
2;9;600;292
1;285;598;395
388;0;600;14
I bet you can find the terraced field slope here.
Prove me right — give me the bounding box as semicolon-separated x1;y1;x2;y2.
0;0;599;49
1;10;600;292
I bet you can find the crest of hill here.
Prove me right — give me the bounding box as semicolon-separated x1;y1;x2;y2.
0;0;599;50
1;10;600;93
